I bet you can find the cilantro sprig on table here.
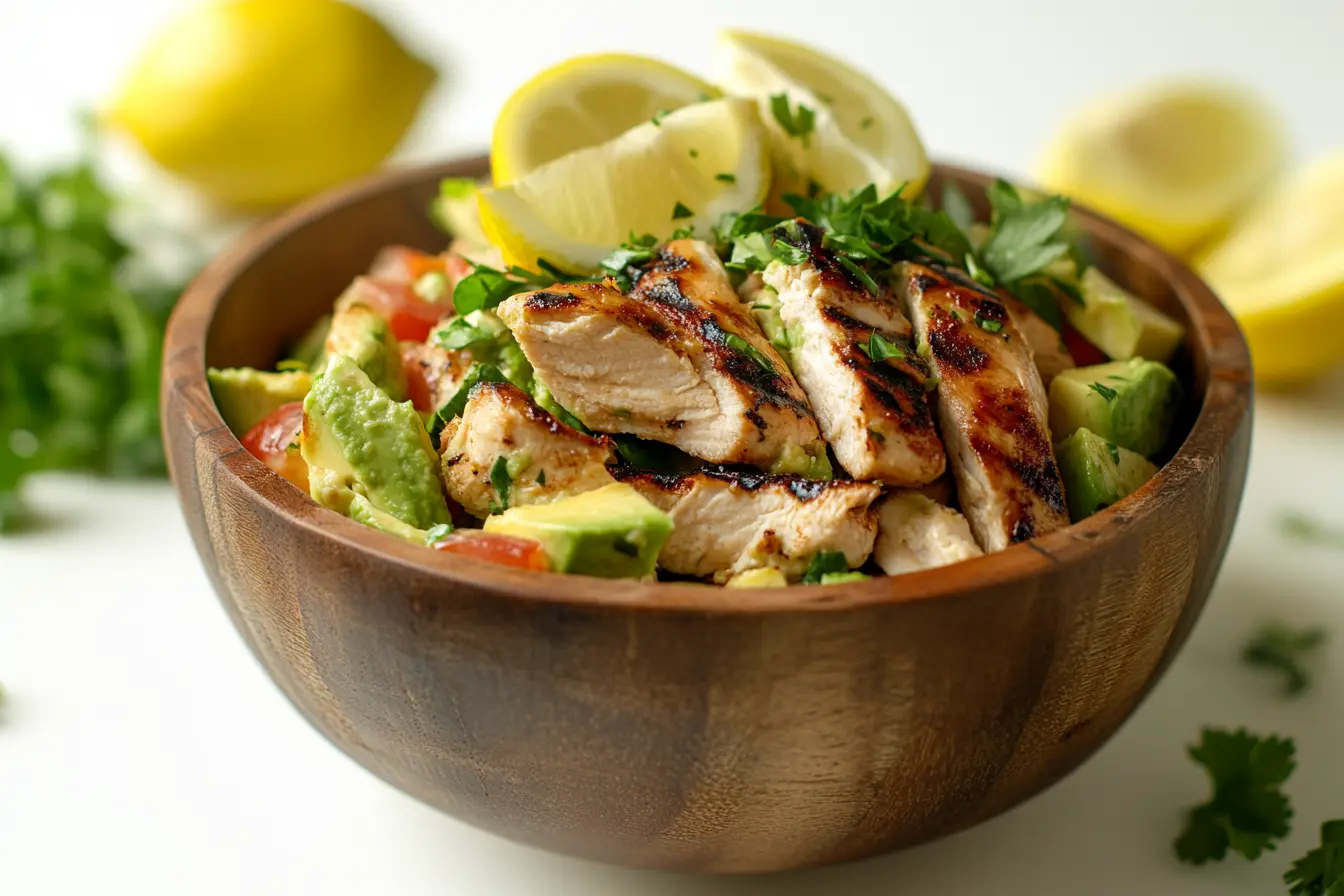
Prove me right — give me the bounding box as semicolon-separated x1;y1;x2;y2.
1175;728;1296;865
1286;821;1344;895
1243;623;1328;696
0;149;188;533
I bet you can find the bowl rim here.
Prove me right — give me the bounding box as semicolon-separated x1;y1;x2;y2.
165;155;1253;614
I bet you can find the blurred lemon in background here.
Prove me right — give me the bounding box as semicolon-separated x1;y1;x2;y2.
104;0;436;208
490;54;716;184
1039;81;1285;255
1196;152;1344;384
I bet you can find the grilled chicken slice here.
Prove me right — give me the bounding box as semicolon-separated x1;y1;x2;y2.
400;339;473;412
440;381;615;518
763;221;946;486
999;291;1075;387
874;492;983;575
895;261;1069;551
497;243;822;468
613;467;880;581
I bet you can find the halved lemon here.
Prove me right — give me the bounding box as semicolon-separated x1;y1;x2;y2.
1196;152;1344;384
714;30;929;201
478;97;768;272
1038;81;1285;256
490;53;716;185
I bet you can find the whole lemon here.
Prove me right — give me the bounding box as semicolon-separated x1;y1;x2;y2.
106;0;437;208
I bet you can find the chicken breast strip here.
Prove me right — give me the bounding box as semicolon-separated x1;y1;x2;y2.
613;467;880;581
998;291;1075;388
497;243;823;468
894;261;1070;552
873;492;983;575
763;221;946;487
440;381;615;518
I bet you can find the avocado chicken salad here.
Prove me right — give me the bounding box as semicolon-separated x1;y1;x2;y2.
208;43;1188;587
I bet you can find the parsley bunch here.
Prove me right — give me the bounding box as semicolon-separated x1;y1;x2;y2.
1286;821;1344;895
0;151;185;532
1243;623;1328;696
1175;728;1296;864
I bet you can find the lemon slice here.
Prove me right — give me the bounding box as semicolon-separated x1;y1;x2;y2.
1038;81;1285;256
491;53;716;185
1196;152;1344;384
478;97;769;272
714;30;929;201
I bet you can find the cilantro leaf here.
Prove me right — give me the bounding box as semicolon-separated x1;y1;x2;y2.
671;201;695;220
974;312;1004;334
1242;623;1327;696
428;363;508;439
768;93;816;147
715;172;736;183
980;179;1072;284
489;454;513;510
433;316;496;351
1285;820;1344;896
860;331;905;362
801;551;849;584
1089;382;1119;402
723;332;776;374
1174;728;1296;865
423;523;453;546
452;265;536;315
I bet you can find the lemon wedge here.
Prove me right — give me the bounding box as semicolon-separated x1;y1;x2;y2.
477;97;769;272
105;0;436;208
491;53;716;185
714;30;929;202
1038;81;1285;256
1196;152;1344;384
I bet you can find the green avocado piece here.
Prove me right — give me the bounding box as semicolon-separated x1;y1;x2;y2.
1056;427;1159;520
324;303;407;400
207;367;312;435
1064;267;1187;363
768;442;833;480
483;483;673;579
301;354;450;532
1049;358;1181;457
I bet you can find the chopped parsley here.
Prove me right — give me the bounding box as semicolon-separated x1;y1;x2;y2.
671;201;695;220
433;315;495;351
452;263;556;315
688;148;699;158
859;116;874;130
1175;728;1296;865
980;180;1073;284
428;363;508;439
536;469;546;485
611;408;632;419
801;551;849;584
1278;510;1344;550
1242;623;1327;696
650;109;670;127
1285;820;1344;895
723;332;776;374
1089;382;1119;402
768;93;816;147
1106;441;1121;465
715;172;737;183
861;331;905;363
489;455;513;510
423;523;453;546
974;312;1004;334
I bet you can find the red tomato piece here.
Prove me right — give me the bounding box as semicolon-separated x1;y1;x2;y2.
346;277;446;343
367;245;449;283
241;402;309;493
430;530;550;571
401;343;436;412
1062;323;1109;367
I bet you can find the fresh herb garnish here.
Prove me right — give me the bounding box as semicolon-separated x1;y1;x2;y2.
1285;820;1344;895
536;469;546;485
433;316;495;351
610;434;700;472
801;551;849;584
688;148;699;159
974;312;1004;334
1242;623;1327;696
860;331;905;363
723;332;776;374
1106;441;1121;465
715;172;736;183
859;116;874;130
980;179;1073;284
1089;382;1119;402
1278;510;1344;550
671;201;695;220
489;455;513;510
941;182;977;234
768;93;816;147
769;237;809;266
651;109;670;127
428;363;508;439
1175;728;1296;865
423;523;453;546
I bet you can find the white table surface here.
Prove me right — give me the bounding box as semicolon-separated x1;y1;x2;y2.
3;2;1344;894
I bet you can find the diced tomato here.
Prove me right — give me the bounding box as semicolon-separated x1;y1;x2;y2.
1062;323;1109;367
345;277;447;343
401;343;436;412
430;530;550;571
241;402;309;493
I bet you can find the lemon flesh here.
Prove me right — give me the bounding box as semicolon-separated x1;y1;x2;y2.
491;53;716;185
1039;81;1285;256
478;98;769;272
106;0;436;208
714;30;928;202
1197;152;1344;384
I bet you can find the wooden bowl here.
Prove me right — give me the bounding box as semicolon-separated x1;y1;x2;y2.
162;157;1252;873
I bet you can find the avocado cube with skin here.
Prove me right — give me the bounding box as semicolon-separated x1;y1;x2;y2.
484;483;673;579
302;354;450;532
207;367;312;434
1056;427;1159;520
1064;267;1186;363
324;302;407;400
1049;358;1181;457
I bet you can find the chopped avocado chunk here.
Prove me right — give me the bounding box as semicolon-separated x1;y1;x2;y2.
1056;427;1159;520
801;550;850;584
483;483;673;579
769;442;834;480
324;303;407;400
820;571;870;585
1064;267;1186;363
302;354;450;532
725;567;788;588
348;493;431;543
1049;358;1181;457
207;367;312;435
290;314;332;372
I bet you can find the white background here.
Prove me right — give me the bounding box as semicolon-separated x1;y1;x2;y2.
2;2;1344;894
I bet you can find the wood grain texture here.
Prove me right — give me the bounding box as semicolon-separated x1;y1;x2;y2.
161;158;1253;873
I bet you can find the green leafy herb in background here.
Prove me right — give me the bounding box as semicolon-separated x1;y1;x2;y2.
0;149;187;533
1279;510;1344;551
1175;728;1296;865
1285;821;1344;896
1243;623;1328;696
768;93;815;147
